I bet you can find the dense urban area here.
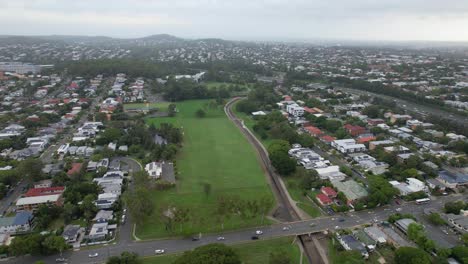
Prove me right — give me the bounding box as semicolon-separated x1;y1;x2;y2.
0;34;466;264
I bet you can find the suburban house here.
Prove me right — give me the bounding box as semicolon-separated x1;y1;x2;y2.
316;193;333;206
321;186;337;198
0;211;33;234
62;224;84;245
144;161;175;183
331;180;368;205
337;234;369;258
389;178;427;196
332;139;366;154
437;171;468;189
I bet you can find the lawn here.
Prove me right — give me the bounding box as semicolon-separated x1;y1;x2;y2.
203;81;251;90
124;102;170;111
233;100;321;219
140;100;273;239
142;237;301;264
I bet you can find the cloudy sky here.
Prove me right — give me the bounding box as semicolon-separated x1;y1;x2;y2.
2;0;468;42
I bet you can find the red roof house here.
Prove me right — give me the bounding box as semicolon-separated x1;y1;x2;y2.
67;163;83;176
320;135;336;144
357;136;376;144
321;186;337;198
344;124;367;137
304;125;323;137
316;193;333;206
25;186;65;197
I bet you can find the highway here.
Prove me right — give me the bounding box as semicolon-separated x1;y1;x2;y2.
337;86;468;127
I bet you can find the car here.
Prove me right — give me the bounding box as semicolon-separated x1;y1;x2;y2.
192;237;200;241
396;208;402;212
89;253;99;258
255;230;263;235
282;226;290;231
56;258;67;262
442;229;449;235
217;236;225;241
309;223;316;227
123;209;127;213
338;218;345;222
251;236;259;240
155;249;165;254
335;226;339;229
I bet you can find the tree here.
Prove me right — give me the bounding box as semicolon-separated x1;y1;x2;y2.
445;201;466;215
106;251;141;264
41;235;68;255
427;213;447;226
17;158;43;181
269;151;296;175
80;194;98;220
125;187;154;224
173;243;241;264
195;109;206;118
452;246;468;264
269;250;291;264
395;247;431;264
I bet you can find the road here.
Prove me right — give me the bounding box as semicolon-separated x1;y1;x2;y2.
9;194;462;264
337;86;468;127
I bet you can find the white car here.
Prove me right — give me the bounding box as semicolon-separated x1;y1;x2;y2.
282;226;290;231
89;253;99;258
155;249;165;255
217;236;225;241
335;226;339;230
396;208;402;212
255;230;263;235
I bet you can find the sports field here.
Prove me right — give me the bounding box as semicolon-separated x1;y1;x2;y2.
140;100;273;239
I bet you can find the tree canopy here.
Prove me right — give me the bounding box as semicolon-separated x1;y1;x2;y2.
173;244;241;264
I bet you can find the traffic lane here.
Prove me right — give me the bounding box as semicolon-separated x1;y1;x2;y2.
339;87;468;124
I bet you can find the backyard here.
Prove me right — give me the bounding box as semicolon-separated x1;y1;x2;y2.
142;237;302;264
139;100;274;239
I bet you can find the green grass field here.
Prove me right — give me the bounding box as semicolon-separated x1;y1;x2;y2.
233;101;321;219
142;237;301;264
203;81;252;90
140;100;273;239
124;102;170;111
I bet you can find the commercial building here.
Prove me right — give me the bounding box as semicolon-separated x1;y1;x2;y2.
16;194;63;211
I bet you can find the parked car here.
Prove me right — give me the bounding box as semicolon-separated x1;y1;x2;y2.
89;253;99;258
155;249;165;255
255;230;263;235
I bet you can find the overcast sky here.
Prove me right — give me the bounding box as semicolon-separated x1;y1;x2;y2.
2;0;468;42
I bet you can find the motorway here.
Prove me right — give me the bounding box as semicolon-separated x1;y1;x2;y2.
337;86;468;126
8;194;462;264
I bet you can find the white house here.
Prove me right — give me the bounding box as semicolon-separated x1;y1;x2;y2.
331;139;366;154
286;103;304;117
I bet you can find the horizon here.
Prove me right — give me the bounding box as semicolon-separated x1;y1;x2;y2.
2;0;468;43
